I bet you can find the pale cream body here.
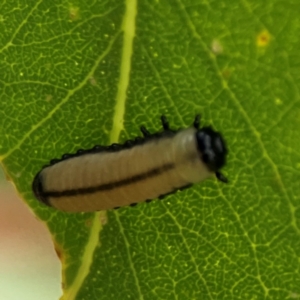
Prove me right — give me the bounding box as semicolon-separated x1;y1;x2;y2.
39;128;213;212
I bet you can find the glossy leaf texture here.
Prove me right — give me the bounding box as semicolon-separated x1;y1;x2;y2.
0;0;300;299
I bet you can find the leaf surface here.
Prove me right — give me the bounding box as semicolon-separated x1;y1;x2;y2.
0;0;300;299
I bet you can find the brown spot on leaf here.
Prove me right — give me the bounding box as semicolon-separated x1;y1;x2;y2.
45;94;53;102
221;68;232;80
85;218;93;227
54;241;64;262
256;30;271;47
69;6;80;21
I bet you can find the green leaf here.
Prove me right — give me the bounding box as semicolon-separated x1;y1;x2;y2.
1;0;300;299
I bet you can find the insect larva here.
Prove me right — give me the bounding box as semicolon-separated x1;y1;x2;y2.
32;115;228;212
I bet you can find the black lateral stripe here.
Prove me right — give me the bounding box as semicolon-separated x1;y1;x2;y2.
42;163;175;198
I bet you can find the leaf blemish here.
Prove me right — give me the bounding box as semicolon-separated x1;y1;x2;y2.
69;6;80;21
54;241;65;263
289;292;300;299
211;39;223;55
256;30;271;47
99;211;108;225
13;172;21;178
85;218;93;227
221;68;232;80
45;94;53;102
89;76;97;86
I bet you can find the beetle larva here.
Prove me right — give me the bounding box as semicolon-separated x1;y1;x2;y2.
32;115;228;212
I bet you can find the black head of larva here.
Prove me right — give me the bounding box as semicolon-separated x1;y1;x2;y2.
196;126;227;174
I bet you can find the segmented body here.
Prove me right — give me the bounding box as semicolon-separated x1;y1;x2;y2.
32;115;228;212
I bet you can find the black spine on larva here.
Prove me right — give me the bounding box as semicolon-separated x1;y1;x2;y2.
40;121;177;170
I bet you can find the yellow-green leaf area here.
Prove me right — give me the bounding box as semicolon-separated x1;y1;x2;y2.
0;0;300;299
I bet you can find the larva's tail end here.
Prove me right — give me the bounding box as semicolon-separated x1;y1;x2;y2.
32;172;51;207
